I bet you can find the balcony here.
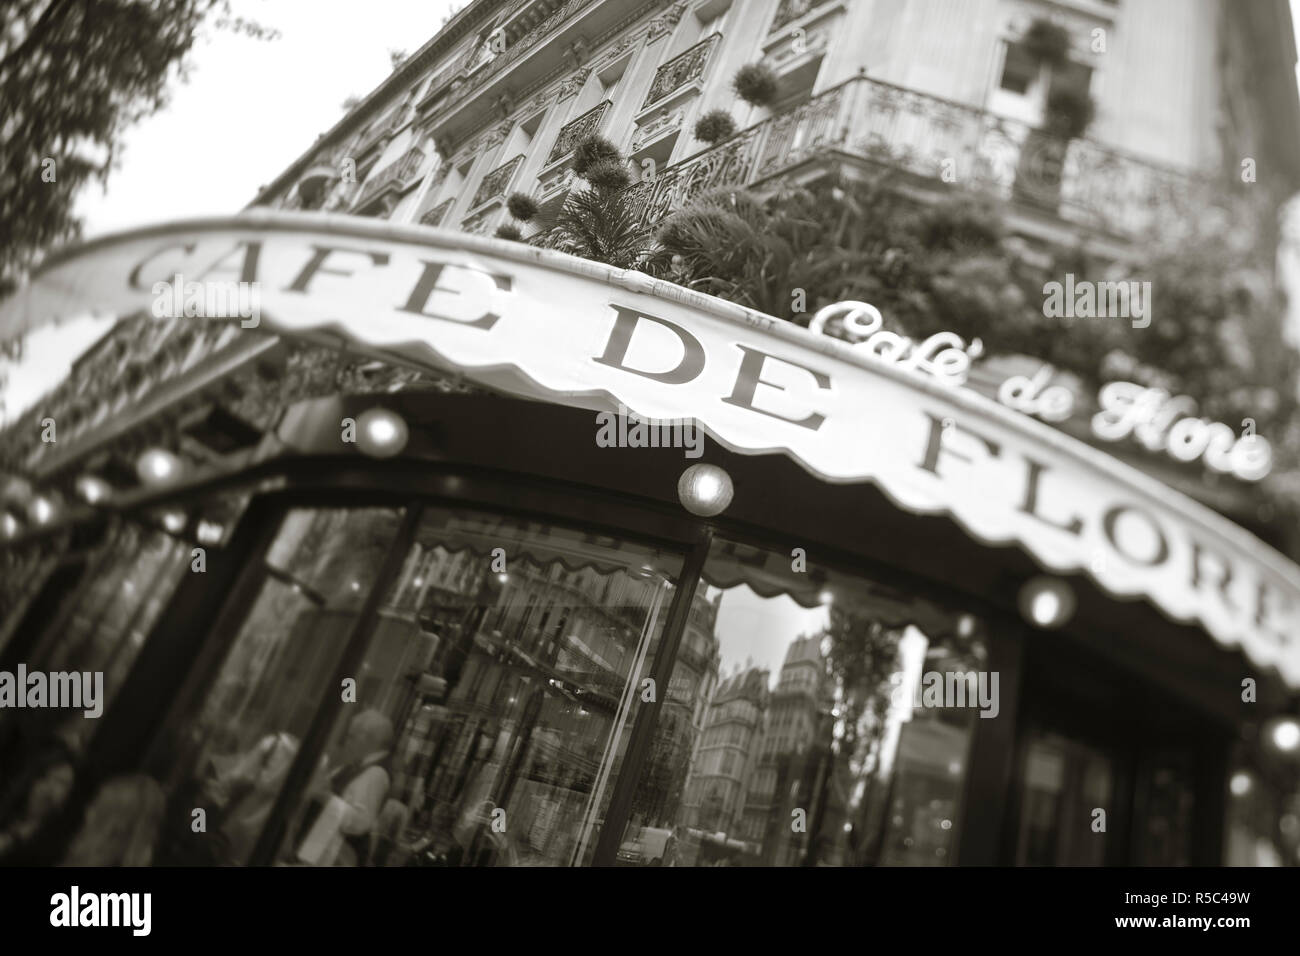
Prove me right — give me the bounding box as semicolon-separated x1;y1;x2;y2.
640;33;720;112
769;0;840;33
419;197;455;227
471;154;525;208
351;147;426;214
625;74;1207;241
544;100;612;167
354;100;408;157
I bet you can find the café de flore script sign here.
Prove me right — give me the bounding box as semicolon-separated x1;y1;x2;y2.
1;212;1297;685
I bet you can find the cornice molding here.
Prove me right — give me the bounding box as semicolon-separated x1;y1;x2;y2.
434;0;673;158
249;0;512;207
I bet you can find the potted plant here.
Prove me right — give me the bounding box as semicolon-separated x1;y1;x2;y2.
1023;17;1070;67
694;109;738;145
732;63;779;108
506;191;538;222
571;134;622;177
583;159;632;191
1044;84;1095;140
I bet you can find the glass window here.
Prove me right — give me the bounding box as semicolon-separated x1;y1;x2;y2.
999;41;1039;95
0;536;68;655
1133;749;1194;866
1224;740;1300;866
1;520;190;746
150;507;405;865
0;518;191;850
1013;731;1113;866
618;537;988;867
272;507;683;867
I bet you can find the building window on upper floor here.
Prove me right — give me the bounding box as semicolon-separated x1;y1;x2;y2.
992;36;1094;133
431;158;475;213
999;41;1038;95
694;0;732;42
505;111;545;162
660;0;731;57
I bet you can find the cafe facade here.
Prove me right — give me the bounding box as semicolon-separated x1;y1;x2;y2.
1;213;1298;867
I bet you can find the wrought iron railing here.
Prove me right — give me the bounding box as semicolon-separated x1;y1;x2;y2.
352;147;426;211
420;197;455;227
472;154;525;207
627;74;1206;239
641;33;720;110
546;100;611;165
770;0;832;33
355;101;408;155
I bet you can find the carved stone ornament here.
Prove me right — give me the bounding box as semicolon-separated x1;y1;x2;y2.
599;33;635;67
557;67;592;100
481;120;513;150
647;2;688;41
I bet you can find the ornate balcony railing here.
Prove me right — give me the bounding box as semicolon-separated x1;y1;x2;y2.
420;197;455;227
627;74;1206;240
355;101;408;155
624;123;767;226
352;147;426;212
471;154;524;207
770;0;832;33
642;33;720;110
546;100;611;165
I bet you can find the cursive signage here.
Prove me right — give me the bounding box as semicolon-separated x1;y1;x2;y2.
809;300;983;387
992;364;1272;483
1;213;1297;685
997;365;1075;422
1092;382;1272;483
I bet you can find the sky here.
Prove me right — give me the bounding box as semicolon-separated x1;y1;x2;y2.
2;0;464;425
77;0;462;235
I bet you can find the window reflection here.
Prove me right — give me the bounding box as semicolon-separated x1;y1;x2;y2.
1225;742;1300;867
622;538;988;866
0;519;191;859
152;508;404;865
276;508;682;867
1013;731;1112;866
0;536;68;655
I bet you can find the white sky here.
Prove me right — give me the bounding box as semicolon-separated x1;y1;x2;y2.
78;0;461;235
712;584;828;685
2;0;462;425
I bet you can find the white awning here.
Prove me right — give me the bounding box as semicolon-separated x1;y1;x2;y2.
2;211;1298;685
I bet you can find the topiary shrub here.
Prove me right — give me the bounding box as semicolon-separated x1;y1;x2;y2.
732;63;779;107
694;109;737;145
506;192;539;222
571;134;622;177
1023;18;1070;67
494;223;523;241
583;158;632;191
1045;84;1094;139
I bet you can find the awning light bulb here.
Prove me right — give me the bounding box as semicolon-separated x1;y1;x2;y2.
677;463;734;517
1017;576;1076;629
356;407;409;459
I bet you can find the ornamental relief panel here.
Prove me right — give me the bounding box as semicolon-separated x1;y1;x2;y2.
557;67;592;100
647;1;688;41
